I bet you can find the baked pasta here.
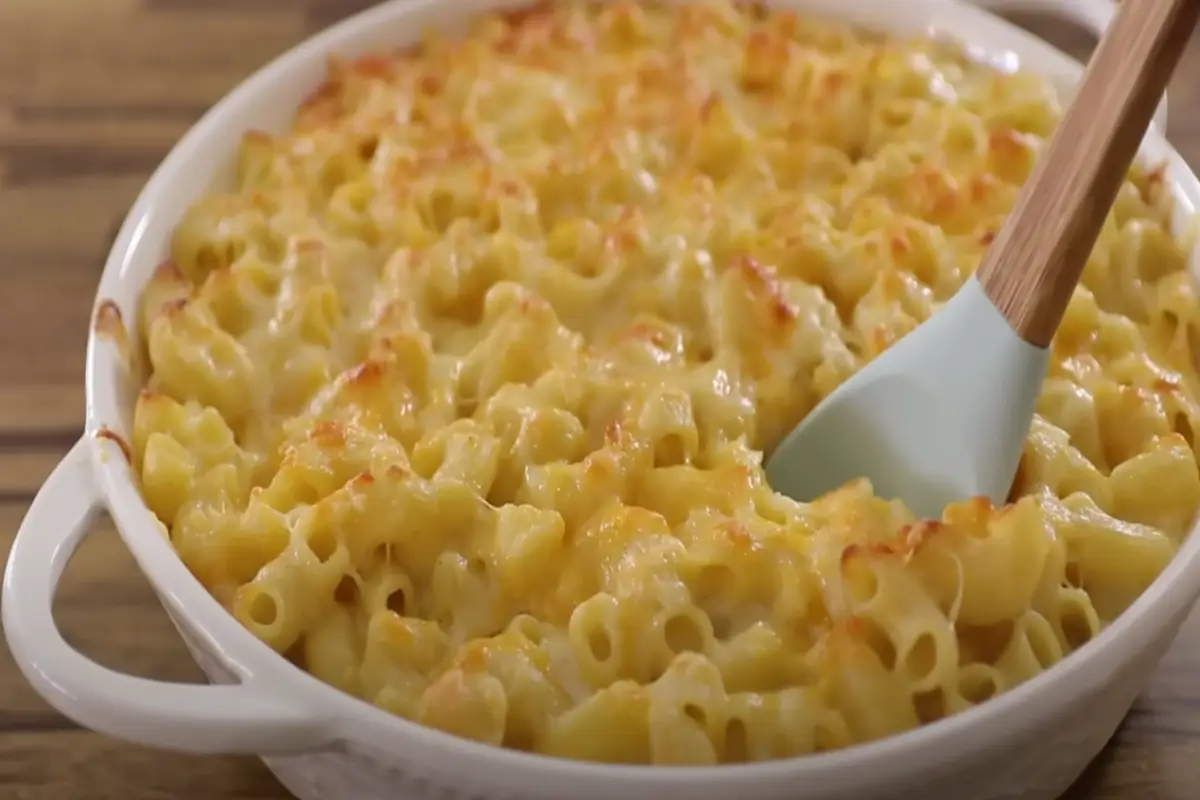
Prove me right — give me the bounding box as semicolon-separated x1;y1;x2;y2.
129;0;1200;764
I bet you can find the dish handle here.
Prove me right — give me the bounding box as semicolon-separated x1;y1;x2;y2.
966;0;1169;131
2;437;336;755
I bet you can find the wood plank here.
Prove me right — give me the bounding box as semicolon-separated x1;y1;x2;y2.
0;449;70;500
0;732;287;800
0;384;84;438
0;247;100;385
1065;739;1200;799
0;10;304;111
0;177;143;260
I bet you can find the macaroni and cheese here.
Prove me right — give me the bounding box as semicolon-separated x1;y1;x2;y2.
130;0;1200;764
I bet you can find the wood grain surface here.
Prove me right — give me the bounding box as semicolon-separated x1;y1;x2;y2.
1;2;1199;798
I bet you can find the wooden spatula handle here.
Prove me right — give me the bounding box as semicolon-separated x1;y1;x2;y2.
977;0;1199;348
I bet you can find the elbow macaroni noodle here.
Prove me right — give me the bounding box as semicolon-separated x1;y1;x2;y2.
130;0;1200;764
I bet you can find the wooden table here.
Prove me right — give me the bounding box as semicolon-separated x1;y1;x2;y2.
1;1;1199;798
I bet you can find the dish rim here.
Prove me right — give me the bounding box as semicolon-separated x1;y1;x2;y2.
65;0;1200;785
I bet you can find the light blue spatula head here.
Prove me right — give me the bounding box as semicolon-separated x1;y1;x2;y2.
763;277;1048;519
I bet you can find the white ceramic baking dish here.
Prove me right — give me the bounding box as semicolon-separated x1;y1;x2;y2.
3;1;1195;798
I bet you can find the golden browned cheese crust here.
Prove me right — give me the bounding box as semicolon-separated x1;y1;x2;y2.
130;0;1200;764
